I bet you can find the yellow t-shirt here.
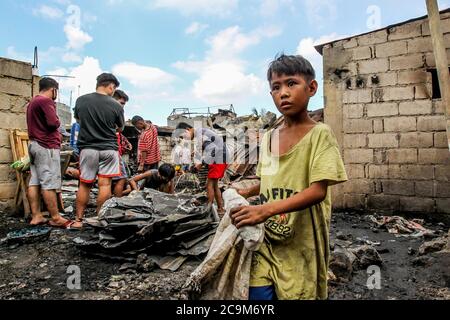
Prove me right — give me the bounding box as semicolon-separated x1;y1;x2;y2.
251;123;348;300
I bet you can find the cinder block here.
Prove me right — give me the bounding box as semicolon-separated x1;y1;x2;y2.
359;59;389;74
358;30;388;45
415;181;435;197
366;102;398;117
0;112;27;130
433;100;445;114
414;84;432;99
389;23;422;40
435;181;450;198
382;86;415;101
434;132;449;148
343;179;374;194
425;49;450;67
399;132;433;148
384;117;416;132
368;165;389;179
344;119;373;133
400;197;435;213
376;41;407;58
383;180;415;196
343;104;364;119
343;89;372;104
435;165;450;181
399;100;432;115
10;96;30;113
0;130;11;147
344;194;366;209
0;93;11;111
374;149;387;165
373;119;384;133
0;147;13;164
369;73;397;87
387;149;417;164
417;115;446;131
344;134;367;148
0;182;17;199
0;77;31;97
352;46;372;60
0;58;32;80
419;149;450;164
388;165;402;179
367;194;400;210
345;164;366;179
345;149;374;164
407;37;432;53
398;70;429;85
436;199;450;214
0;164;15;181
343;38;358;49
422;18;450;36
390;54;424;70
368;133;398;148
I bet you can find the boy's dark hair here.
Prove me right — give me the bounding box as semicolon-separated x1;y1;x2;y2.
131;115;144;126
267;54;316;83
159;163;175;180
39;77;59;92
113;89;129;102
176;122;193;131
96;73;120;88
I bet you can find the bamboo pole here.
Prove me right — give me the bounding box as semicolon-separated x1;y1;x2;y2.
426;0;450;150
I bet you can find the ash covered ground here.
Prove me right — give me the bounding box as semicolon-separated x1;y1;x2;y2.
0;191;449;300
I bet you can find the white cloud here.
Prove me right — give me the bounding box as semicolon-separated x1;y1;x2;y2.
185;22;209;35
48;57;103;102
152;0;239;16
296;33;347;74
64;25;93;50
33;5;64;20
206;25;282;60
112;62;176;88
193;62;264;104
260;0;294;16
62;52;82;63
175;25;281;104
6;46;32;63
304;0;337;28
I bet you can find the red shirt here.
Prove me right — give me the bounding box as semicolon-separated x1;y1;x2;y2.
138;125;161;165
26;95;61;149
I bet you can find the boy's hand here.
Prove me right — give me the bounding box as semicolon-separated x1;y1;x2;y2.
230;205;271;229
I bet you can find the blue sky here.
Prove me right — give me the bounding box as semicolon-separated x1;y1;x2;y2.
1;0;449;125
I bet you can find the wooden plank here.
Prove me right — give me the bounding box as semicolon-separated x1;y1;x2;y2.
426;0;450;150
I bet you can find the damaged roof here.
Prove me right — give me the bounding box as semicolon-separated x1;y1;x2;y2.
314;7;450;55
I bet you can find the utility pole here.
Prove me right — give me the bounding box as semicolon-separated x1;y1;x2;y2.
426;0;450;150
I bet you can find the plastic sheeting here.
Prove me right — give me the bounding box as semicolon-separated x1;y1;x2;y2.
74;189;219;268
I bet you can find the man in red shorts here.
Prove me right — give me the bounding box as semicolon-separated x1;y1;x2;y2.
176;123;229;215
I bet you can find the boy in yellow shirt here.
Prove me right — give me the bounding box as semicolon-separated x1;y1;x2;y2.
232;54;348;300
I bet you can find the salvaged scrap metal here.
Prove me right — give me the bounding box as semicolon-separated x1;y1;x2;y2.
184;189;264;300
368;215;435;237
73;189;219;269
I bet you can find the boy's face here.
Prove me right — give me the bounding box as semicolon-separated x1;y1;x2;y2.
270;73;318;117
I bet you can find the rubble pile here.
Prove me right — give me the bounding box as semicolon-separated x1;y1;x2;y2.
73;189;219;271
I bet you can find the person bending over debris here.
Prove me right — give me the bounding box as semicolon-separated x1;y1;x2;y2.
126;163;176;194
176;122;229;215
233;54;348;300
112;90;132;197
73;73;125;229
131;116;161;173
26;77;75;228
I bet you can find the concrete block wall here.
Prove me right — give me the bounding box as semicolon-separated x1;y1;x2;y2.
158;136;174;164
0;58;34;212
322;12;450;214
